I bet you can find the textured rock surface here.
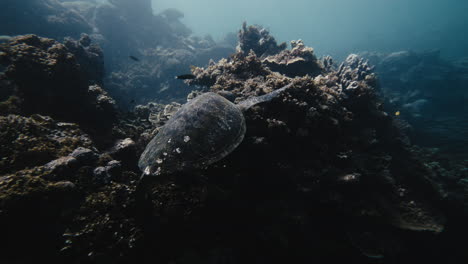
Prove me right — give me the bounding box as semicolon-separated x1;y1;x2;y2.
87;1;236;107
237;22;287;57
0;114;93;175
0;35;88;117
0;174;80;260
0;0;235;108
63;34;105;85
263;39;323;77
0;23;466;264
0;35;117;133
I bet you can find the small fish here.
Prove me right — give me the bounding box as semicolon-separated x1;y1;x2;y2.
129;55;140;62
129;99;136;104
395;111;400;116
175;74;196;80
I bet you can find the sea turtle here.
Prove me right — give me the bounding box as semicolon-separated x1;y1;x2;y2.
138;82;294;178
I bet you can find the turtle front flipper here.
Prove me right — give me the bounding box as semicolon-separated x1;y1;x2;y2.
237;82;294;111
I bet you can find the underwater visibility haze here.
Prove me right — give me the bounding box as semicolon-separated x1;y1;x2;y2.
0;0;467;263
156;0;468;59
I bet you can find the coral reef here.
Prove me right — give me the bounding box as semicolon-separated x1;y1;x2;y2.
0;15;466;264
360;50;468;158
263;39;323;77
0;172;80;260
134;47;450;262
89;2;235;107
0;114;94;175
187;49;445;238
0;35;116;133
63;34;105;85
237;22;287;57
0;0;93;40
0;0;236;108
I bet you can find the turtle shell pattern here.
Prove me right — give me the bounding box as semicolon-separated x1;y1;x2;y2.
138;92;246;175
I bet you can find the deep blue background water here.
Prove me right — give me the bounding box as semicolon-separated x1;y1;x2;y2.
153;0;468;59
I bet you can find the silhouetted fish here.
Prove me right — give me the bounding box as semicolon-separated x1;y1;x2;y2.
130;99;136;104
175;74;196;80
129;55;140;62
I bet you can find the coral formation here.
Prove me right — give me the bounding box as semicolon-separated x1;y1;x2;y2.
0;0;236;107
237;22;287;57
263;39;323;77
185;49;446;240
0;114;93;175
63;34;105;85
0;8;466;264
0;34;117;132
89;1;235;107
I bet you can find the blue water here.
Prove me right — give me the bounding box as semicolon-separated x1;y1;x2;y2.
154;0;468;59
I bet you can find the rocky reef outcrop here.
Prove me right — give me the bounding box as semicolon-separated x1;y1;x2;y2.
89;1;236;107
104;40;234;107
0;0;93;40
0;114;94;176
186;48;446;240
361;50;468;158
0;0;236;108
0;35;116;133
263;39;323;77
0;19;467;264
237;22;287;57
63;34;105;85
233;25;323;78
